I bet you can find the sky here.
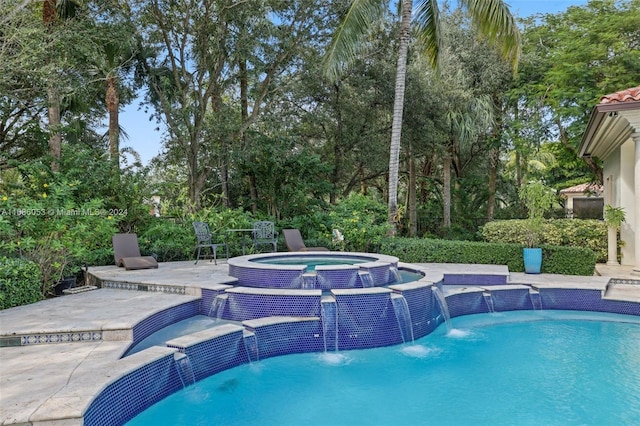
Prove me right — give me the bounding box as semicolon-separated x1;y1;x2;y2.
117;0;590;166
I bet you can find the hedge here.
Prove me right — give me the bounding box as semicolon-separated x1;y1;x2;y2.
379;237;596;276
480;219;608;263
0;257;43;310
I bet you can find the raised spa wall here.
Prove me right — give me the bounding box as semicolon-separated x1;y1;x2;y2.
84;272;640;426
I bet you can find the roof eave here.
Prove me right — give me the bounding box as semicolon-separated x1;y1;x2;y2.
579;100;640;159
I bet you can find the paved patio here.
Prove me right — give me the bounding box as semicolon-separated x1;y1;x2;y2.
0;260;639;425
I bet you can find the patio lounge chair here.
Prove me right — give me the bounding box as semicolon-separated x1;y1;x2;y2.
112;233;158;270
193;221;229;265
282;229;329;252
252;221;278;252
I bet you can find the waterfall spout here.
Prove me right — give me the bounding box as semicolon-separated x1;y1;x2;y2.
358;271;374;288
483;291;495;313
209;294;228;319
432;287;452;333
243;331;259;363
391;294;414;344
529;289;542;310
174;353;196;388
389;266;402;284
321;296;338;352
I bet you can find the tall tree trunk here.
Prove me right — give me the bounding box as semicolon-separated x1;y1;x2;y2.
387;0;412;235
106;74;119;170
331;83;342;205
487;93;503;221
556;119;603;183
44;0;61;172
46;86;61;172
515;150;522;188
408;152;417;237
443;152;451;228
487;146;499;220
239;59;256;213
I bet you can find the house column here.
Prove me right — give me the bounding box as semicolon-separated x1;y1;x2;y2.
633;133;640;273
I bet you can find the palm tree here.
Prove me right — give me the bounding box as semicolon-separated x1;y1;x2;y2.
42;0;81;172
324;0;520;234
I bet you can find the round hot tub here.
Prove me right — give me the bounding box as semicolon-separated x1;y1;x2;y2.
227;252;403;289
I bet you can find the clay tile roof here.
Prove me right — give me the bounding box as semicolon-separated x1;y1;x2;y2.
599;86;640;104
559;183;603;195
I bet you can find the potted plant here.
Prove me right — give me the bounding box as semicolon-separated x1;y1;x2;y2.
519;181;556;274
604;204;625;266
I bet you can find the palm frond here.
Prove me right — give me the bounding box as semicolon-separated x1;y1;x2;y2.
413;0;441;68
323;0;386;82
460;0;521;71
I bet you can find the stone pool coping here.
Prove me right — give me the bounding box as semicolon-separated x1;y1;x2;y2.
1;260;639;425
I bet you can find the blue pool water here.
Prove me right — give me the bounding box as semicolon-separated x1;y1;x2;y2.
250;255;375;269
125;316;221;356
127;311;640;426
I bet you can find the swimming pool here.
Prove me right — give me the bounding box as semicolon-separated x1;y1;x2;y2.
83;263;640;426
126;310;640;425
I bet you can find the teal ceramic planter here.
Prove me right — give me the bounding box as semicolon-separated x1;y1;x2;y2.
523;248;542;274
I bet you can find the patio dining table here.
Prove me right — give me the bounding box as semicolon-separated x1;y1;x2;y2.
226;228;255;255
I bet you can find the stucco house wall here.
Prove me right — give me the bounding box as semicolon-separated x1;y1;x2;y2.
579;86;640;269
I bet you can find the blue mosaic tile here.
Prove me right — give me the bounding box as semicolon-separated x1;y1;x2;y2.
84;277;640;425
541;289;640;315
224;293;321;321
334;293;400;350
176;330;246;381
127;300;199;353
252;320;324;358
360;264;394;286
490;288;531;312
445;291;487;318
443;274;507;286
84;354;181;426
389;286;437;340
229;264;303;288
316;268;358;289
201;288;227;316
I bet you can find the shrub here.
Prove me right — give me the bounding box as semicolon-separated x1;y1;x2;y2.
327;194;391;252
138;220;193;262
379;237;596;275
0;172;117;296
0;257;42;309
480;219;607;263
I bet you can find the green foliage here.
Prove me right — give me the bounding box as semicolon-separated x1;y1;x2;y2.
327;194;391;252
603;205;625;230
0;165;117;296
379;237;596;275
519;181;556;247
480;219;608;263
138;220;193;262
0;257;43;310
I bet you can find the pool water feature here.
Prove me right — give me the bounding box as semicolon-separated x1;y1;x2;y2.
228;252;410;289
250;254;375;269
125;315;222;356
126;311;640;426
84;259;640;426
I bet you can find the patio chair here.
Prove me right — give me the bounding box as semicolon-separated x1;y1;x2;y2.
112;233;159;270
282;229;329;252
193;221;229;265
252;221;278;252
